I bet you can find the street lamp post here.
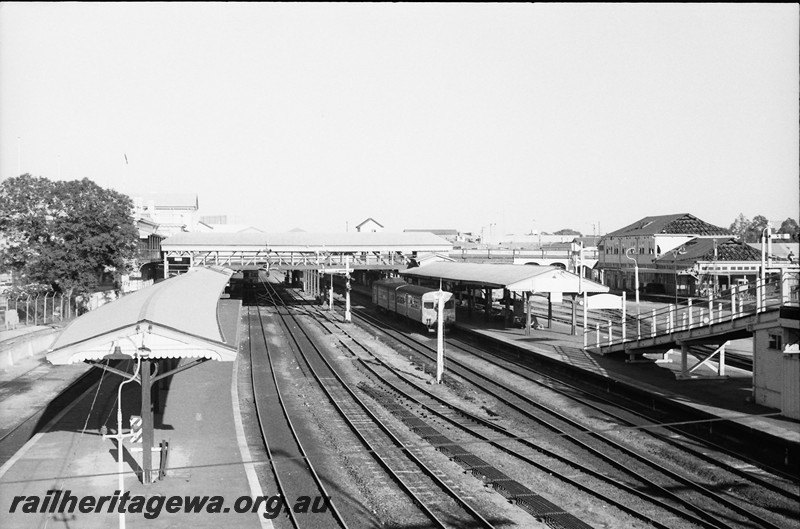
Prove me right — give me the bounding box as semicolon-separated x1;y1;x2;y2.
760;223;771;311
625;248;640;338
625;248;640;307
671;246;688;305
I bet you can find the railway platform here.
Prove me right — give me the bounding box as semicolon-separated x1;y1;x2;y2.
0;299;268;529
452;307;800;448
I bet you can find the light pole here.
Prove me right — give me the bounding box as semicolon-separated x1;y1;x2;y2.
760;223;771;311
625;247;640;307
625;248;640;339
671;246;687;305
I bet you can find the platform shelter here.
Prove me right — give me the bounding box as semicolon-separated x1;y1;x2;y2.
399;262;608;334
47;266;237;484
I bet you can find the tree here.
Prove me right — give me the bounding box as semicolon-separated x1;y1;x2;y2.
729;213;750;241
778;218;800;241
553;229;582;236
743;215;770;243
0;174;138;295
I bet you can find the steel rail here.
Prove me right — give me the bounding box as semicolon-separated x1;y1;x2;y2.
0;364;103;447
302;304;695;529
248;305;348;529
447;334;800;503
349;305;786;529
260;281;495;529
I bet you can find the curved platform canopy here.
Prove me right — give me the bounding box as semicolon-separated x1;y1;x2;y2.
47;266;237;365
399;262;609;294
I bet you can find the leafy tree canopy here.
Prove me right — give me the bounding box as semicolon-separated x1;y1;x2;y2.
729;213;799;243
729;213;750;241
553;228;582;236
778;218;800;241
0;174;138;295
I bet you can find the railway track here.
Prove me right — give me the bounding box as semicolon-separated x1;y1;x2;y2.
445;334;798;495
252;279;500;528
291;288;737;528
323;289;797;529
247;304;347;528
0;364;105;463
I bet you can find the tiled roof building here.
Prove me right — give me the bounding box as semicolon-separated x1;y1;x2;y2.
599;214;748;298
606;213;730;237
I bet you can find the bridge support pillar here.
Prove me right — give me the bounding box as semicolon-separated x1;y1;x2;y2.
680;342;689;377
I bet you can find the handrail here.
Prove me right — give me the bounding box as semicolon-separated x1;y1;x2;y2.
584;277;789;350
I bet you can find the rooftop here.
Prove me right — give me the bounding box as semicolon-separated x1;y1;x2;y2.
400;262;608;293
606;213;730;237
656;237;762;264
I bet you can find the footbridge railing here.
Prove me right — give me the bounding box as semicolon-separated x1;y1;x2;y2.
584;275;796;353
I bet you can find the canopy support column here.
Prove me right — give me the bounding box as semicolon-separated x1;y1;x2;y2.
571;294;577;335
141;358;154;485
525;292;531;336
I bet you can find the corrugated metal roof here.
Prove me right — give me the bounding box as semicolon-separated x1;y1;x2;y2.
748;242;799;260
47;267;237;364
162;231;453;250
399;262;608;293
404;229;459;236
606;213;730;237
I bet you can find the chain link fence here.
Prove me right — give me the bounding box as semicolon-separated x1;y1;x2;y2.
2;278;155;331
1;292;82;329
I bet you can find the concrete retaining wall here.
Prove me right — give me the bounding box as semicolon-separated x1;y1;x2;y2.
0;328;59;369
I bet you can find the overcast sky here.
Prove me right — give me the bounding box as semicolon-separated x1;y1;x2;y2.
2;3;798;236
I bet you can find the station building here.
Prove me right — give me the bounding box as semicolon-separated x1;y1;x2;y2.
599;213;731;295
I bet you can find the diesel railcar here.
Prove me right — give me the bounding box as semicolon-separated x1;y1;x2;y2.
372;279;456;329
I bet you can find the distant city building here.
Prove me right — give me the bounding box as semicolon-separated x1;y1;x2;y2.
355;218;384;233
205;224;264;234
404;229;460;243
492;233;578;246
129;193;206;281
131;193;204;237
200;215;228;225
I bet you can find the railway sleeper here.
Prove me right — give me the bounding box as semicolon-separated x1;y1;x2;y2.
358;373;595;529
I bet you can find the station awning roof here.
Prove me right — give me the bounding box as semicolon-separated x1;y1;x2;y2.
399;262;609;294
47;267;237;365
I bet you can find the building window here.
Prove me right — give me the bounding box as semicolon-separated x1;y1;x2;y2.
768;334;783;350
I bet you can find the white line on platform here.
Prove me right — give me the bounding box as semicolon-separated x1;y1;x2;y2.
231;347;273;529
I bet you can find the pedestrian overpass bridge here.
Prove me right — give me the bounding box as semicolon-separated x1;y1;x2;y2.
585;278;798;380
160;231;453;276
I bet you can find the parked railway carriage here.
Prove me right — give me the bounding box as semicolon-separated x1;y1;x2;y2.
372;279;456;329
